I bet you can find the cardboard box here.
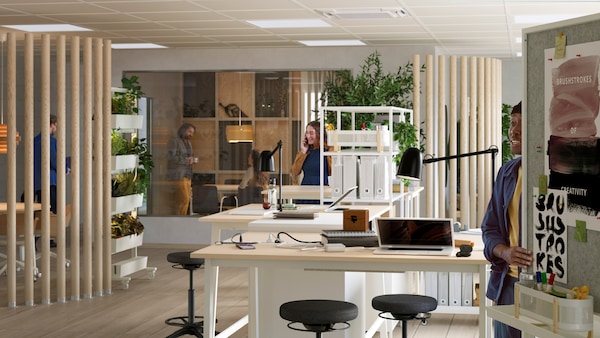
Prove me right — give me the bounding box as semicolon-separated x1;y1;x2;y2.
343;209;369;231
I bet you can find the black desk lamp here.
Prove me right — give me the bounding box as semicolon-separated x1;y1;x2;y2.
259;140;283;212
397;145;499;185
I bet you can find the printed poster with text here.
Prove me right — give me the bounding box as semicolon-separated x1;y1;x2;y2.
544;41;600;233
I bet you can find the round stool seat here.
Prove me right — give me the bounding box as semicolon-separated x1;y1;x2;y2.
372;294;437;320
167;251;204;270
280;299;358;332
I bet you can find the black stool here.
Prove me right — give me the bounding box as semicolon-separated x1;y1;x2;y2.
372;294;437;338
279;299;358;338
165;251;205;338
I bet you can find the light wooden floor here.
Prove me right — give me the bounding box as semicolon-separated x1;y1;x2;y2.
0;246;479;337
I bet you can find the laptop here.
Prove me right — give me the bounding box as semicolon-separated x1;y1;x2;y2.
373;217;455;256
274;185;358;218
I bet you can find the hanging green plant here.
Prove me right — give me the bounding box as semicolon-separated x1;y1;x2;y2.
112;75;144;115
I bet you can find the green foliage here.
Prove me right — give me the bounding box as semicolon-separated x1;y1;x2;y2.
502;103;515;164
111;133;154;197
321;51;425;131
112;75;144;115
111;213;144;238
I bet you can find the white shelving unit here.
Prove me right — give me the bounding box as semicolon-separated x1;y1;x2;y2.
319;106;414;212
110;87;156;289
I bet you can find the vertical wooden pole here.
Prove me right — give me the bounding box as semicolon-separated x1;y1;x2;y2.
425;55;434;217
82;37;93;299
70;36;81;301
6;32;17;307
56;34;67;303
40;33;51;304
459;56;469;227
93;38;104;296
448;55;457;222
437;55;446;218
469;57;478;229
103;39;112;295
23;33;35;306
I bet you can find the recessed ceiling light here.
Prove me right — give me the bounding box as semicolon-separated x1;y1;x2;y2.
514;14;579;24
318;8;408;20
2;24;90;32
112;43;167;49
247;19;330;28
298;40;365;47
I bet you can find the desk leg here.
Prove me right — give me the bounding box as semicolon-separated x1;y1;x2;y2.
479;263;491;338
248;267;259;338
211;225;220;245
204;260;219;338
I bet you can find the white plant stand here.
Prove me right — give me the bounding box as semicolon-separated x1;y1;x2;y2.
111;233;156;289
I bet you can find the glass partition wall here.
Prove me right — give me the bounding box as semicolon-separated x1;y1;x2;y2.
124;70;329;216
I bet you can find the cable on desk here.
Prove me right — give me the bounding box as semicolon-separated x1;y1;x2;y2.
275;231;322;245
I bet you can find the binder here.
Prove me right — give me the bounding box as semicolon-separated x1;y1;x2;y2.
331;157;344;198
342;155;357;198
424;271;438;300
374;156;390;199
461;272;473;306
449;272;462;306
358;156;375;199
437;271;448;306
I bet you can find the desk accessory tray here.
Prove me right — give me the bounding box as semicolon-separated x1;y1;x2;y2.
514;282;593;334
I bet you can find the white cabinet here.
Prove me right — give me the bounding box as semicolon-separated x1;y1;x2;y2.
319;106;414;212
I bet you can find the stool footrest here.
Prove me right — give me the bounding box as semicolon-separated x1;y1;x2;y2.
165;315;204;328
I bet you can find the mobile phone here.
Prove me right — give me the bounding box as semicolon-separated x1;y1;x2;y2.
236;243;255;250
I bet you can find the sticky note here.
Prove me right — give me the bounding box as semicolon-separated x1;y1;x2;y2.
539;175;548;195
554;33;566;59
575;220;587;242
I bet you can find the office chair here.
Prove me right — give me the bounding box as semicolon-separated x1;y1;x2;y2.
35;204;72;267
219;179;240;211
280;299;358;338
192;185;220;215
372;294;437;338
0;213;42;279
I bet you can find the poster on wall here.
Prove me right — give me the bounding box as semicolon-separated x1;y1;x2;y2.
544;41;600;232
533;188;568;283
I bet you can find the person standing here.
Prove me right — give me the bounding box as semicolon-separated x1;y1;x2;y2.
291;121;332;204
167;123;196;215
482;102;532;338
239;149;268;189
33;114;63;214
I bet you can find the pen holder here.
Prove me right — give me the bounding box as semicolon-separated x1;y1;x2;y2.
515;282;593;334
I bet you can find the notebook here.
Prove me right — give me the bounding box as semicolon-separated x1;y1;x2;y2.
373;217;455;256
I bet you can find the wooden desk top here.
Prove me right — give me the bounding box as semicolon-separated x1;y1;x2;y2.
0;202;43;214
192;241;488;267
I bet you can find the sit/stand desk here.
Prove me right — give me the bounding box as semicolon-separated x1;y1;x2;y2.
191;240;491;338
198;203;390;244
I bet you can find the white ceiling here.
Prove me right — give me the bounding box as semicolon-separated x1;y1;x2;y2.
0;0;598;59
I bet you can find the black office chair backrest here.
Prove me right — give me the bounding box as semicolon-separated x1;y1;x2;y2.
192;185;220;215
237;185;263;206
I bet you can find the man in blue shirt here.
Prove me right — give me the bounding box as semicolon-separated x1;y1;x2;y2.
34;114;64;214
482;102;533;338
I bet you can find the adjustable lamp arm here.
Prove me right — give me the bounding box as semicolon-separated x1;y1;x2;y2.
423;146;499;184
271;140;283;212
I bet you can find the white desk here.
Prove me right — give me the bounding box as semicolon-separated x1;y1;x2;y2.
192;241;491;338
248;204;390;233
198;203;390;244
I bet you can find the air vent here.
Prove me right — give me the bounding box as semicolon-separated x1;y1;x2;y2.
319;8;408;20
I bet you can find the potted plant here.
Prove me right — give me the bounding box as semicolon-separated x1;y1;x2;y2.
111;75;145;130
111;213;144;253
321;51;425;187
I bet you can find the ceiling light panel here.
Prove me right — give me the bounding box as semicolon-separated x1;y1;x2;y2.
247;19;330;28
319;8;408;20
298;39;365;46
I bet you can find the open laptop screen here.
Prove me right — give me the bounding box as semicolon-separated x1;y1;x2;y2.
376;217;453;249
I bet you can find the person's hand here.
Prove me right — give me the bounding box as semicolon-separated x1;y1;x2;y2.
300;137;309;153
497;244;533;268
187;157;194;164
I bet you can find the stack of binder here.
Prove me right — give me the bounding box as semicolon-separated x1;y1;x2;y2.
321;230;379;247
